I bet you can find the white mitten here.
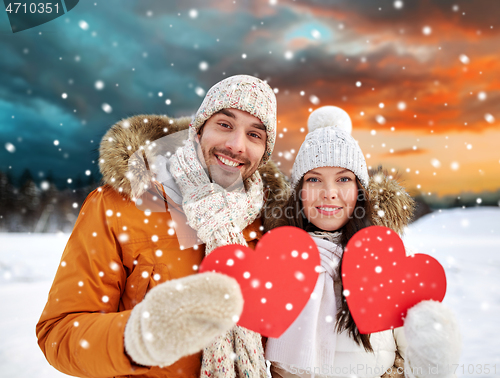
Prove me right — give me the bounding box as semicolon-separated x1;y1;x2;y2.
124;272;243;367
404;300;461;378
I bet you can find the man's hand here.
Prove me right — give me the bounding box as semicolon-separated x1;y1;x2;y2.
124;272;243;367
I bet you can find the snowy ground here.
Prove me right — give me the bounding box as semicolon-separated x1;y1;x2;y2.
403;207;500;376
1;208;499;377
0;233;71;378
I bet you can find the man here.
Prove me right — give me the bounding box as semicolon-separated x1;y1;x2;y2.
36;75;288;378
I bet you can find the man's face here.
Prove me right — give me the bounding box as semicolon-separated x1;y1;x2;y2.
198;108;267;188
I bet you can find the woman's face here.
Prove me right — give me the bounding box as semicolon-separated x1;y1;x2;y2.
301;166;359;232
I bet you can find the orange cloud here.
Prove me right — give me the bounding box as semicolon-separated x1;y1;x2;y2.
381;148;429;157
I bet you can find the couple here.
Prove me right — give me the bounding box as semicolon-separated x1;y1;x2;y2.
37;75;460;378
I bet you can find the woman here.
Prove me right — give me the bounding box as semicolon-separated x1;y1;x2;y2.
264;106;461;378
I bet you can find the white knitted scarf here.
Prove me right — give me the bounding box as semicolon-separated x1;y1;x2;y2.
169;136;267;378
265;233;343;375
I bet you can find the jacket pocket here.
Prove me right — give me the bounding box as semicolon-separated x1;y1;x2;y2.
124;251;171;308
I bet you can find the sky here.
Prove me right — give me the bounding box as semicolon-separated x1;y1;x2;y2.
0;0;499;196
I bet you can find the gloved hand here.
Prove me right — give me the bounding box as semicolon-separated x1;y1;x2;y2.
124;272;243;367
404;300;461;378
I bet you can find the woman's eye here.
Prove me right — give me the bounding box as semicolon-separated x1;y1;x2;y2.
306;177;319;182
339;177;352;182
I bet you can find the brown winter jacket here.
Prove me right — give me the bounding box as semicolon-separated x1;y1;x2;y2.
36;115;288;378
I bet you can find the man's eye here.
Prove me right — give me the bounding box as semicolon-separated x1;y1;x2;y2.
219;122;231;129
249;132;261;139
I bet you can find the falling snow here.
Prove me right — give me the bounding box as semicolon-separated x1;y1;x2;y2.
311;29;321;39
199;61;209;71
431;158;441;168
5;142;16;153
484;114;495;123
309;95;320;105
78;20;89;30
393;1;403;9
459;54;470;64
189;9;198;19
101;103;112;113
477;91;487;101
94;80;105;90
195;87;205;97
422;26;432;35
375;115;386;124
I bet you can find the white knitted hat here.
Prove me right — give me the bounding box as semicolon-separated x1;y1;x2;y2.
191;75;277;164
291;106;369;189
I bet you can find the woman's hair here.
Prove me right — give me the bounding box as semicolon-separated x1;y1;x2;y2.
268;175;374;352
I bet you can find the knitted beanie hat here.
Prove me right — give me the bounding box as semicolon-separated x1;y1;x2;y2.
191;75;277;164
291;106;369;189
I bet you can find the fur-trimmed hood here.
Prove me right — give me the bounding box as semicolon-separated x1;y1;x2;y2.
368;167;415;235
99;114;414;235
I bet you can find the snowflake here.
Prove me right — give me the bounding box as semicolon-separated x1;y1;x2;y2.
199;61;209;71
309;95;320;105
4;142;15;153
422;26;432;35
78;20;89;30
195;87;205;97
102;103;112;113
94;80;104;90
459;54;470;64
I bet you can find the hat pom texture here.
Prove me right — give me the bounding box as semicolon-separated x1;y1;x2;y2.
307;106;353;135
291;106;369;188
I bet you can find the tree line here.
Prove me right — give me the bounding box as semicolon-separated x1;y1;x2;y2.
1;168;498;233
0;169;99;233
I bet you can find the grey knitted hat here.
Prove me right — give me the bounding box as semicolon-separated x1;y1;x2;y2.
191;75;277;164
291;106;369;189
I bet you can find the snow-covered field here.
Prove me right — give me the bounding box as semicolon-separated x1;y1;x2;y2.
0;233;71;378
403;207;500;375
1;208;499;377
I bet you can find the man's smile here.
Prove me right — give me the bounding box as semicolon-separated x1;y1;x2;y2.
214;153;244;168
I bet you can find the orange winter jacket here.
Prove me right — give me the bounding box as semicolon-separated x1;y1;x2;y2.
36;185;263;378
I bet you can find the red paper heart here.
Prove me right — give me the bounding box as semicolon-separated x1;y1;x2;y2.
199;226;320;338
342;226;447;334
